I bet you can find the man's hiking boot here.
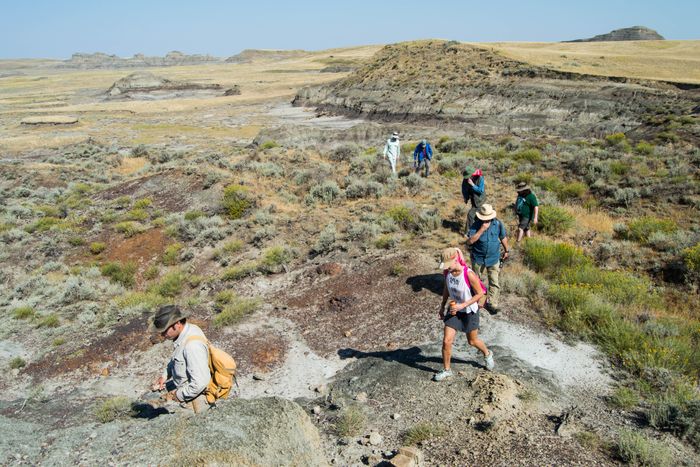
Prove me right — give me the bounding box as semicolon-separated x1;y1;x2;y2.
484;350;495;371
433;368;453;381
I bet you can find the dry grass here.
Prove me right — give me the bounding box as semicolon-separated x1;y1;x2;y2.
565;205;615;234
479;40;700;84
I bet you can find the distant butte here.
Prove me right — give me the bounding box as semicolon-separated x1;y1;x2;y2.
567;26;665;42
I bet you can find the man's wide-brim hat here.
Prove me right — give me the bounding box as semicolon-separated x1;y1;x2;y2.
476;204;497;221
392;132;399;137
152;305;189;333
516;181;530;192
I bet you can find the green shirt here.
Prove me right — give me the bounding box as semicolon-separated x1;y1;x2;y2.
517;192;539;219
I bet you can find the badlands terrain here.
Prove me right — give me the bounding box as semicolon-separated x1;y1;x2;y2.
0;37;699;465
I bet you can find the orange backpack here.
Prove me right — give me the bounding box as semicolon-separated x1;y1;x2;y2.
186;335;237;404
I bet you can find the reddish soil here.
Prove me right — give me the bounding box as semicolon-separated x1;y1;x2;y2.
22;314;153;380
281;254;441;357
207;328;289;377
95;169;205;212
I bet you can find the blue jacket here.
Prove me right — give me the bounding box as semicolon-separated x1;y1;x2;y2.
413;142;433;162
468;218;507;267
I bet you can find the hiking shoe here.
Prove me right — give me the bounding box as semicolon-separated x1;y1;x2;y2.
433;368;454;381
484;351;495;371
484;302;499;315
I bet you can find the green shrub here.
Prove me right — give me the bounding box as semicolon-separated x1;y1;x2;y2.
375;235;398;249
221;262;258;281
133;197;153;209
222;184;252;220
682;243;700;273
114;221;144;238
335;405;366;437
536;206;574;235
25;216;62;233
37;313;60;328
162;243;184;265
259;246;294;274
212;296;261;328
221;240;243;254
214;290;234;312
13;306;35;320
522;238;590;275
9;357;26;369
113;292;168;311
635;141;655;155
646;379;700;448
384;204;440;234
101;262;137;288
52;338;66;346
610;386;640;410
95;396;134;423
605;133;632;152
390;264;407;276
143;264;160;280
402;422;445;445
125;208;148;222
622;217;677;244
259;140;279;150
184;210;205;221
557;265;652;306
558;182;587;200
67;236;86;246
306;181;343;205
615;429;671;466
511;148;542;163
152;270;184;297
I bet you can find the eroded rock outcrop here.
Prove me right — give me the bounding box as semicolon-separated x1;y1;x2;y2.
105;72;222;98
62;51;221;68
568;26;665;42
0;397;327;466
293;40;697;137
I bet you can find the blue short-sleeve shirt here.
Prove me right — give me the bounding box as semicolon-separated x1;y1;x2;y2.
468;218;507;267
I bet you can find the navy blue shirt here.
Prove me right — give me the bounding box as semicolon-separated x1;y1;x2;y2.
468;218;507;267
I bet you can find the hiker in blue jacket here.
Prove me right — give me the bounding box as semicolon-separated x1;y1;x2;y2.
413;139;433;177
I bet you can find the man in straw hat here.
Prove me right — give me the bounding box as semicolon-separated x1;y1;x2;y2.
151;305;212;413
514;181;539;242
383;131;401;174
434;247;495;381
466;204;509;314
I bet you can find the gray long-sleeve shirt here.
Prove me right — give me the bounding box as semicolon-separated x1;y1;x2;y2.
164;323;211;401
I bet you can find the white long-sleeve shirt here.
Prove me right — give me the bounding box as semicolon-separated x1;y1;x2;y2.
383;138;400;160
164;323;211;401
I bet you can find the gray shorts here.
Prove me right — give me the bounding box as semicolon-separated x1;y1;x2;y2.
444;311;480;333
518;215;532;231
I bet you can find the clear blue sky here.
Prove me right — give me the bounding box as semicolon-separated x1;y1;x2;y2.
1;0;698;59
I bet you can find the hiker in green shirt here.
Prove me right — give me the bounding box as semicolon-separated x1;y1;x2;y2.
514;182;539;242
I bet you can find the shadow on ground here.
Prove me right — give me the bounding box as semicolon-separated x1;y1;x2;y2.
405;273;443;295
338;346;482;374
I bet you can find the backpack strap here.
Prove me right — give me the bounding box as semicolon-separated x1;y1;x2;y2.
185;335;209;347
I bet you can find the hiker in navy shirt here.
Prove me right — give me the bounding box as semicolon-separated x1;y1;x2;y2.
413;139;433;177
467;204;509;314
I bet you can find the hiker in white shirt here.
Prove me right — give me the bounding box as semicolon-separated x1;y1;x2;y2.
434;247;494;382
151;305;211;413
383;131;401;174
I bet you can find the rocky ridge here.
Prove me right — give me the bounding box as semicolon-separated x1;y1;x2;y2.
293;40;698;137
105;72;223;98
568;26;665;42
62;51;221;69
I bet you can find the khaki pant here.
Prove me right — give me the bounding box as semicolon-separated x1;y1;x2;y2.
183;393;211;414
472;263;500;307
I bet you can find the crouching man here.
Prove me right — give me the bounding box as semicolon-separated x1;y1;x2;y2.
152;305;211;414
